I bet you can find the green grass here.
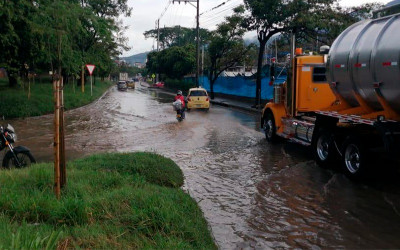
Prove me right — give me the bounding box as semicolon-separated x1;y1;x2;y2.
0;152;216;249
0;78;113;118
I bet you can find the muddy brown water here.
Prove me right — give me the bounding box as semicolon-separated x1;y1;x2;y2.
3;85;400;249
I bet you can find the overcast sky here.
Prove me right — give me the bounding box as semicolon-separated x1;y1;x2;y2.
122;0;392;57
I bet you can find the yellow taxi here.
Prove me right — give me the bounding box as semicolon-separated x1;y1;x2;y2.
186;87;210;111
126;80;135;89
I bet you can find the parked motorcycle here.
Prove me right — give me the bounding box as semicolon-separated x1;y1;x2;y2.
0;124;36;168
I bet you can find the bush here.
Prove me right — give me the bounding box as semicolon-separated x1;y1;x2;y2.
164;78;196;93
72;152;184;188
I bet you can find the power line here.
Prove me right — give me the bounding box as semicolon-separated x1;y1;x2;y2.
200;0;241;16
201;4;242;27
172;4;181;26
201;2;242;22
158;0;173;20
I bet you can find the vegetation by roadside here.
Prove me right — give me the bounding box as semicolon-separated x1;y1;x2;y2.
164;78;196;93
0;78;113;118
0;152;216;249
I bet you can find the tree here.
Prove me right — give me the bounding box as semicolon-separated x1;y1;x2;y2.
144;26;211;49
146;44;196;79
0;0;37;87
241;0;338;107
0;0;132;88
295;3;384;47
74;0;132;86
206;7;254;99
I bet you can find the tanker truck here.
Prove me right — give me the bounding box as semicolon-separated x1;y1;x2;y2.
261;12;400;178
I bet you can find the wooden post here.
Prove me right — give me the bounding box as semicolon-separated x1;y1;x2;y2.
90;75;93;96
60;77;66;188
81;65;85;93
54;76;61;199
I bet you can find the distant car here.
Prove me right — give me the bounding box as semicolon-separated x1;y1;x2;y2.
152;82;164;88
126;80;135;89
186;87;210;111
117;81;127;91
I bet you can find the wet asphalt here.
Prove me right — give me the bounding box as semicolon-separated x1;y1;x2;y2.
3;84;400;249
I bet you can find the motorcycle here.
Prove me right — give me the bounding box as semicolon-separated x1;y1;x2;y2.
172;100;185;122
0;124;36;168
176;109;185;122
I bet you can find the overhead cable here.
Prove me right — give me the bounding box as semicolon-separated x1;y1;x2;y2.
200;0;240;16
158;0;173;20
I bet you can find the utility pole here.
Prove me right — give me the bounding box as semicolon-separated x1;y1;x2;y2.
172;0;200;87
156;19;160;82
201;45;204;86
196;0;200;87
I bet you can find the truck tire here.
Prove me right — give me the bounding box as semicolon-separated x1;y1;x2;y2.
263;113;278;143
314;129;337;168
341;136;369;178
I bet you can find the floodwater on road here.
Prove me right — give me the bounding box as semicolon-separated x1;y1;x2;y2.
3;84;400;249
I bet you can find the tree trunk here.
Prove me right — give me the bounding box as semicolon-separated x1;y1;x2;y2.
209;61;217;100
8;75;18;88
255;39;267;107
210;75;215;100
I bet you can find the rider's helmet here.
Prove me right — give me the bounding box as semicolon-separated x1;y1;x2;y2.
177;90;182;95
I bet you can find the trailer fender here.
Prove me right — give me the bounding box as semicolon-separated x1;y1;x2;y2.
312;115;339;145
262;103;286;133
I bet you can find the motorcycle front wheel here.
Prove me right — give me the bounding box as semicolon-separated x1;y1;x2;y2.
3;151;35;168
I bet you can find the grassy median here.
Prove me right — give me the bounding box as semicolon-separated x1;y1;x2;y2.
0;78;113;118
0;152;216;249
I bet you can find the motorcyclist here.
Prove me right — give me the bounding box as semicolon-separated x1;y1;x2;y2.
174;90;185;119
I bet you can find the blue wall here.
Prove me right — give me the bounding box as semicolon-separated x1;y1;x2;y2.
199;75;286;100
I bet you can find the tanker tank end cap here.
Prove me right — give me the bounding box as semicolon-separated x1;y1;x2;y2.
320;45;330;55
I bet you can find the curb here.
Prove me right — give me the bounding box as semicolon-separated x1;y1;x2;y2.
210;100;262;114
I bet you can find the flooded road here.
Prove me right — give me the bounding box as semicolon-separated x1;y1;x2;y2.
4;85;400;248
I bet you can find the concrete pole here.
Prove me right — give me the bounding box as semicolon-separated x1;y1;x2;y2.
201;45;204;87
196;0;200;87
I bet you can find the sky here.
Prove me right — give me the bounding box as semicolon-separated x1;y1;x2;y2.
121;0;392;57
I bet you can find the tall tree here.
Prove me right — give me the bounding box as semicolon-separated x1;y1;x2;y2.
206;7;254;99
75;0;131;86
144;26;211;49
241;0;338;107
0;0;132;87
0;0;36;87
146;44;195;79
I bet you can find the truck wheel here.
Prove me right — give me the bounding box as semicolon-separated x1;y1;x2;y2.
263;113;278;143
341;136;368;178
314;129;337;168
